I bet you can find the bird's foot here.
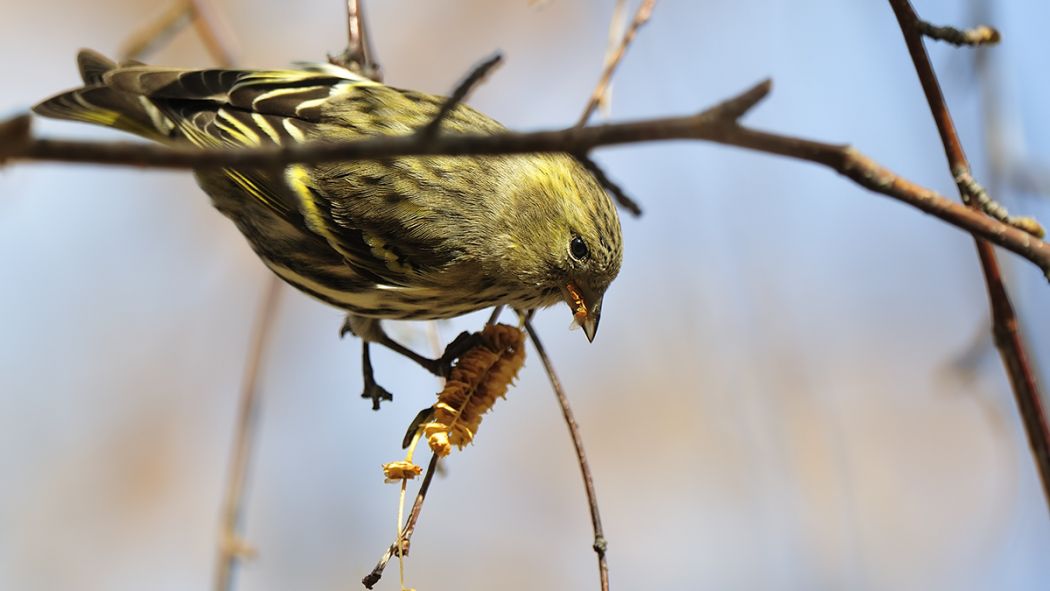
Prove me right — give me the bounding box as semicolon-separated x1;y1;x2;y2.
361;374;394;411
420;330;482;377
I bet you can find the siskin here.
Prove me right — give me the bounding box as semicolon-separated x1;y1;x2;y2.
34;50;623;404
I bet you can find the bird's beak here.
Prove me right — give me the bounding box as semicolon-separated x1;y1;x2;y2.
564;281;603;343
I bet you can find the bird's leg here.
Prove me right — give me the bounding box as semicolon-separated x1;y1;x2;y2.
341;316;394;410
341;314;481;401
360;342;393;410
372;329;480;378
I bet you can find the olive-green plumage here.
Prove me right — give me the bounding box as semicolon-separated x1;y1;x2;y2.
34;50;623;340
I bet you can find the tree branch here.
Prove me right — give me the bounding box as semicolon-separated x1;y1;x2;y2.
419;53;503;139
214;277;281;591
888;0;1050;510
361;453;439;589
578;0;657;126
918;19;1000;46
7;76;1049;277
524;317;609;591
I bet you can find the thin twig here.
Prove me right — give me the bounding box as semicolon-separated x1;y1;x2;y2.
419;53;504;139
524;318;608;591
576;154;642;216
888;0;1050;510
214;276;282;591
118;1;193;62
578;0;657;126
918;19;1000;46
362;452;439;589
187;0;239;67
333;0;381;80
119;0;238;67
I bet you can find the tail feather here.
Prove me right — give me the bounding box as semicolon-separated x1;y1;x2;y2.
76;49;116;85
33;50;180;142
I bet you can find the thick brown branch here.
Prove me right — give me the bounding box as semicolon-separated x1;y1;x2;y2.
4;80;771;167
888;0;1050;510
6;77;1050;276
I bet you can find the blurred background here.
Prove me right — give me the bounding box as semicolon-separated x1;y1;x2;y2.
2;0;1049;589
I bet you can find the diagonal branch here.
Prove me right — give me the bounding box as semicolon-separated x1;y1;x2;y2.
578;0;657;126
888;0;1050;510
419;53;503;139
214;277;281;591
524;317;609;591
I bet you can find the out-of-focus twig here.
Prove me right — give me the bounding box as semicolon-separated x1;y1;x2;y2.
577;0;656;126
524;317;609;591
187;0;239;67
118;1;193;62
119;0;238;66
888;0;1050;511
595;0;628;117
213;276;282;591
362;453;439;589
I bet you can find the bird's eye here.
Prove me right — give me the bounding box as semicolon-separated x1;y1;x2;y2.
569;236;589;261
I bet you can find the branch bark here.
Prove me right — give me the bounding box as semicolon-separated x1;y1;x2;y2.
888;0;1050;509
6;78;1048;277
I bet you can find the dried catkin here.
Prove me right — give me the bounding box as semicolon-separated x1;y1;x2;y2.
422;324;526;456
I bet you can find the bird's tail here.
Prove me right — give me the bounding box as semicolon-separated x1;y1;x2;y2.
32;50;176;142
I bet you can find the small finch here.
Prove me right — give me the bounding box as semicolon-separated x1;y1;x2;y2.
34;50;623;404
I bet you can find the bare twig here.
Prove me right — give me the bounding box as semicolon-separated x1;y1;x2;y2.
118;1;193;62
214;276;282;591
118;0;238;67
918;19;1000;46
187;0;239;67
595;0;628;117
333;0;380;80
578;0;657;126
362;453;439;589
576;154;642;216
524;318;608;591
888;0;1050;509
419;53;504;139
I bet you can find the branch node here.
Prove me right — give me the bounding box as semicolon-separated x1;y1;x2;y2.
918;20;1001;46
955;167;1045;238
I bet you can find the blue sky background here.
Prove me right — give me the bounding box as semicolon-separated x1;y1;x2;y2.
1;1;1048;589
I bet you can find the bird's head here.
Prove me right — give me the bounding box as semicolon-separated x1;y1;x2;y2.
498;154;623;342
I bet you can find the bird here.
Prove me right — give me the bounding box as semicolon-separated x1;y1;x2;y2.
33;50;623;408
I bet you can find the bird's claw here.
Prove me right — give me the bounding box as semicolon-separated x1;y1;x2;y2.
361;378;394;411
426;330;481;377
